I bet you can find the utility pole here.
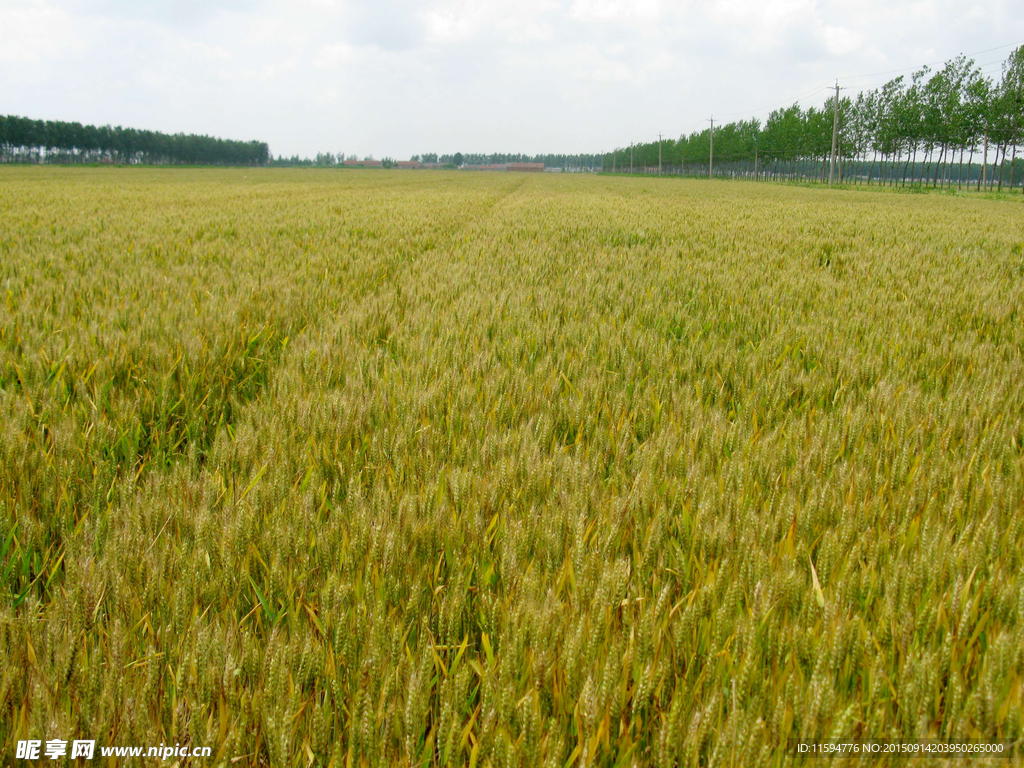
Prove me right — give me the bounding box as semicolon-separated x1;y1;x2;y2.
630;144;633;174
829;80;840;185
754;145;758;181
658;133;662;176
709;117;714;179
612;150;616;174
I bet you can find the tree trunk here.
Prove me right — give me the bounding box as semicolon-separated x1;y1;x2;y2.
1013;142;1019;192
978;136;986;191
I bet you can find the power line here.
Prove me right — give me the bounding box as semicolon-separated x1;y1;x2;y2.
845;58;1017;91
702;42;1022;134
835;61;1016;95
714;84;832;118
837;38;1024;82
609;42;1022;155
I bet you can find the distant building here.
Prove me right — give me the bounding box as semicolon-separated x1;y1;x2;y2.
396;161;420;169
507;163;544;172
343;159;383;167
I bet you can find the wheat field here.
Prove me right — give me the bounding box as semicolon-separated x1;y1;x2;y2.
1;167;1022;766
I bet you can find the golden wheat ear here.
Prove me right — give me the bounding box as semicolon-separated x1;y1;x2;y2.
2;167;1020;766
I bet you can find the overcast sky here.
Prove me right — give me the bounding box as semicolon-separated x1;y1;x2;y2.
2;0;1022;159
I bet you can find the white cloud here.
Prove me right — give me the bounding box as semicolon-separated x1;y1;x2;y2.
568;0;665;23
822;25;862;57
314;43;357;69
422;3;488;44
0;1;84;63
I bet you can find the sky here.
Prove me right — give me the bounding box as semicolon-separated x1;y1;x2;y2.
2;0;1022;159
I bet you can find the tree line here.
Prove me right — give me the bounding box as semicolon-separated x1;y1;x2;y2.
270;154;405;167
605;45;1024;189
0;116;603;171
271;151;604;169
418;152;602;168
0;115;269;166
